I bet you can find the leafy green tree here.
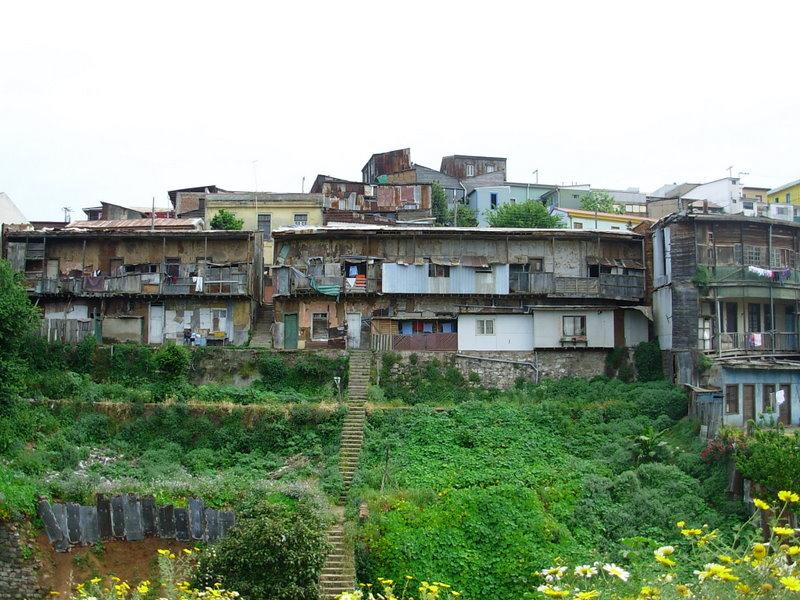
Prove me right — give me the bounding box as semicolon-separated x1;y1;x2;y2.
580;190;622;214
449;204;478;227
0;259;40;408
486;200;563;228
431;181;449;226
196;496;328;599
209;209;244;230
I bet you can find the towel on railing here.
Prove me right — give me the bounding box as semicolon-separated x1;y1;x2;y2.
192;276;204;292
749;332;763;347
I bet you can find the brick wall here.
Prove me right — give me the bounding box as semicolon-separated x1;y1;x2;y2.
0;522;42;600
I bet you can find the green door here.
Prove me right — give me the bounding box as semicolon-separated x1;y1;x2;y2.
284;314;298;350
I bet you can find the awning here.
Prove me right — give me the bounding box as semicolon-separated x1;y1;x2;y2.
460;255;490;268
431;257;460;266
587;256;644;269
630;305;654;321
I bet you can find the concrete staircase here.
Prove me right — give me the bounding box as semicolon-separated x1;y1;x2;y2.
249;304;273;348
319;350;371;599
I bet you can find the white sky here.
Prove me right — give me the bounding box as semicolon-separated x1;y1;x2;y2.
2;0;798;221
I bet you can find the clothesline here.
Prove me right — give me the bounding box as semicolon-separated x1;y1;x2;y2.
747;265;792;282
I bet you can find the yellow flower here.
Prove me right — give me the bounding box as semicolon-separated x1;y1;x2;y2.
680;528;702;537
735;583;750;594
639;586;660;599
576;592;600;600
786;545;800;556
781;577;800;592
778;491;800;503
752;544;767;560
182;548;193;555
157;549;171;556
774;526;796;537
761;583;774;593
676;584;693;597
676;521;686;528
753;498;770;511
89;578;102;585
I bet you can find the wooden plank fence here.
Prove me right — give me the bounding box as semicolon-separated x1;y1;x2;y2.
38;494;235;552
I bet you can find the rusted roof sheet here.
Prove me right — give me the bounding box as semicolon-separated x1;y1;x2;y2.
66;218;203;231
460;255;490;268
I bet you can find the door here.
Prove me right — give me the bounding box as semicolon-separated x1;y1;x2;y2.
346;313;362;349
284;313;298;350
46;259;59;279
780;384;792;426
743;384;756;423
149;304;164;344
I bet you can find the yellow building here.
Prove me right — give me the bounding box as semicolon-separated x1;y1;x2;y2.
204;192;324;263
768;179;800;205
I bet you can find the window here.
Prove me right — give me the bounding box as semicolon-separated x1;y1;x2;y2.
486;164;495;173
257;213;271;238
725;302;738;333
312;312;328;340
744;246;762;266
787;192;792;203
428;263;450;277
466;164;475;177
756;195;763;202
165;257;181;280
509;263;530;292
211;308;227;332
611;226;620;230
574;222;583;229
510;197;516;204
725;385;739;414
563;315;586;337
748;303;762;332
476;318;495;335
698;317;712;350
764;384;776;412
743;201;754;210
530;258;544;272
294;213;308;226
490;193;498;209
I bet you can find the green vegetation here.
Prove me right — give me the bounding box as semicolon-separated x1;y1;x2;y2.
209;209;244;231
352;379;743;599
486;199;563;228
0;260;40;408
431;182;478;227
579;190;622;214
196;494;329;599
737;428;800;493
0;400;345;518
633;340;664;382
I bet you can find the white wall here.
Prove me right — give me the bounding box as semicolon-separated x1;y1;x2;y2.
624;309;650;347
532;310;615;348
653;287;673;349
682;178;743;211
458;314;534;351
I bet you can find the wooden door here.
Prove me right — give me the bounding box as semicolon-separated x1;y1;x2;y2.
346;313;362;349
743;384;756;422
284;314;298;350
149;304;164;344
780;384;792;426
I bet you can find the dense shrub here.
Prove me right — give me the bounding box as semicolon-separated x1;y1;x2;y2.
154;342;191;381
633;340;664;382
736;428;800;493
196;496;329;599
259;352;347;392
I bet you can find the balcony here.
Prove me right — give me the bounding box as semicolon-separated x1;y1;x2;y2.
277;269;379;296
706;331;800;355
29;264;251;297
513;272;644;301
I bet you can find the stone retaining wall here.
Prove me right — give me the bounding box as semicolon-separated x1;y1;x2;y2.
0;522;42;600
383;349;611;389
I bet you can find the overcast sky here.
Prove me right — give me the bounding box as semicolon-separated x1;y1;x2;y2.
2;0;798;221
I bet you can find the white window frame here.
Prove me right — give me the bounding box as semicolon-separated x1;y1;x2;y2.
466;164;475;177
294;213;308;226
476;318;495;335
562;315;586;337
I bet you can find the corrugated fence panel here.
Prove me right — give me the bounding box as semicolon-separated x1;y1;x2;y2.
382;263;428;293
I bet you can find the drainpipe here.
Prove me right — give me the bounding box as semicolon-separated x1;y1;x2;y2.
458;181;467;226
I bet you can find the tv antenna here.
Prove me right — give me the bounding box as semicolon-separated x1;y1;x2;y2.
61;206;72;223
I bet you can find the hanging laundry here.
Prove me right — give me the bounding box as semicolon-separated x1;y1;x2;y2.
749;332;763;347
776;389;786;406
773;268;792;282
192;276;204;292
748;265;773;278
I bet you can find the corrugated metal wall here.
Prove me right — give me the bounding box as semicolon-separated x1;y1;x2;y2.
381;263;509;294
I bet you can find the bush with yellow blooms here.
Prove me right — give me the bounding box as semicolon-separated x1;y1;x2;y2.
336;576;461;600
64;548;240;600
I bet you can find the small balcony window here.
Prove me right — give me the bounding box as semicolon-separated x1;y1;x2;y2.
428;263;450;277
294;213;308;226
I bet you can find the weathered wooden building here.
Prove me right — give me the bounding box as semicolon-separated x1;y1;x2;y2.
2;222;262;345
651;210;800;426
270;225;649;359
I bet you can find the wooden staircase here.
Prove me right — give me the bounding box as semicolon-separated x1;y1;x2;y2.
319;350;371;599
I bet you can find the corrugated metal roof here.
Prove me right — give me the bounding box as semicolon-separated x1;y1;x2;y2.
66;218;203;230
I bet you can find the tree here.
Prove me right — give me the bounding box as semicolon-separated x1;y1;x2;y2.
449;204;478;227
0;259;40;408
580;191;622;214
431;181;449;226
486;200;563;228
209;209;244;230
196;496;328;600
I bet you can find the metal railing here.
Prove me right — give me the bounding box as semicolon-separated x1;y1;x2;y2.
30;264;251;296
710;331;800;354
